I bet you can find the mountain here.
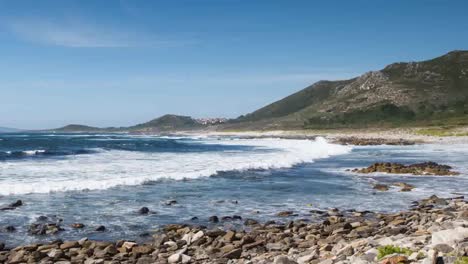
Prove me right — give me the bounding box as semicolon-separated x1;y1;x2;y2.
52;115;204;133
130;114;203;132
231;50;468;129
0;126;22;133
53;124;104;132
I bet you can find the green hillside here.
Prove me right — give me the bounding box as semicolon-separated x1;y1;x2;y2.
230;50;468;129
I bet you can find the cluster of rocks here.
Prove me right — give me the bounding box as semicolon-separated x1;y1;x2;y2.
373;182;415;192
333;137;415;146
353;162;460;176
1;195;467;263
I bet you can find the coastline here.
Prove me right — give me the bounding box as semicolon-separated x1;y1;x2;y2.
1;195;467;264
193;127;468;145
1;132;468;264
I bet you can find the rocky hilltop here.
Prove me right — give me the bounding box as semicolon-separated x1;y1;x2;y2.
231;50;468;129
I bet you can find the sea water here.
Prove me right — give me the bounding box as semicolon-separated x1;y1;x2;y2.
0;133;467;246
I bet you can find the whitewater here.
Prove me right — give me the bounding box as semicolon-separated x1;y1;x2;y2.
0;136;351;195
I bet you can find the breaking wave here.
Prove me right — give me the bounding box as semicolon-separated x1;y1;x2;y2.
0;137;351;195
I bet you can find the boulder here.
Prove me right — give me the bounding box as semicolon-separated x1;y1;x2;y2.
431;227;468;247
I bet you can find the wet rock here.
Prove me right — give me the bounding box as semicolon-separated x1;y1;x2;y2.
233;215;242;220
165;200;178;206
29;223;64;235
334;137;415;146
71;223;85;229
95;225;106;232
10;200;23;208
354;162;459;176
394;182;415;192
373;184;390;191
37;215;48;221
139;207;150;215
5;225;16;232
277;211;296;217
244;218;259;225
209;215;219;223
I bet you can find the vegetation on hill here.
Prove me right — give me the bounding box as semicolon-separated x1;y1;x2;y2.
231;50;468;129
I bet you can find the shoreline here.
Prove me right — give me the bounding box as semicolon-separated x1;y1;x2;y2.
1;195;467;263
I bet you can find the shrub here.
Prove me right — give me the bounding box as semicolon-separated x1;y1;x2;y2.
377;245;413;260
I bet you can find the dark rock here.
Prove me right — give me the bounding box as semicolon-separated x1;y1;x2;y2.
223;248;242;259
5;226;16;232
221;216;233;221
165;200;177;206
233;215;242;220
139;207;150;215
209;215;219;223
36;216;48;221
334;137;415;146
10;200;23;207
190;217;199;221
95;225;106;232
354;162;459;176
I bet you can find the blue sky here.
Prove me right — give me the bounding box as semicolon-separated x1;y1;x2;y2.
0;0;467;129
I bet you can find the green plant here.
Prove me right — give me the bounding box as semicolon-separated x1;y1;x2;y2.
377;245;413;260
455;256;468;264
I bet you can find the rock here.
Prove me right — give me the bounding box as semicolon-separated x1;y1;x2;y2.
334;137;415;146
223;230;236;242
379;253;408;264
192;231;204;243
5;225;16;232
60;241;79;250
374;184;390;191
394;182;415;192
0;242;4;251
222;248;242;259
432;227;468;246
165;200;178;206
168;253;182;263
244;218;259;225
95;225;106;232
71;223;85;229
274;255;298;264
277;211;295;217
47;248;64;259
10;200;23;207
297;251;318;264
355;162;459;176
132;245;153;254
209;215;219;223
433;243;454;253
139;207;150;214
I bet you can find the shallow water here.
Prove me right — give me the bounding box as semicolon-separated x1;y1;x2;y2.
0;133;467;247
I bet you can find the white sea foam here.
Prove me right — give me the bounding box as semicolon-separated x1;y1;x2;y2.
22;150;46;155
0;137;351;195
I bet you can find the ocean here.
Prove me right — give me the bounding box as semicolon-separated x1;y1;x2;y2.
1;133;467;246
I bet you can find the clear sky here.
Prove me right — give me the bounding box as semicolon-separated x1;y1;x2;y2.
0;0;467;129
